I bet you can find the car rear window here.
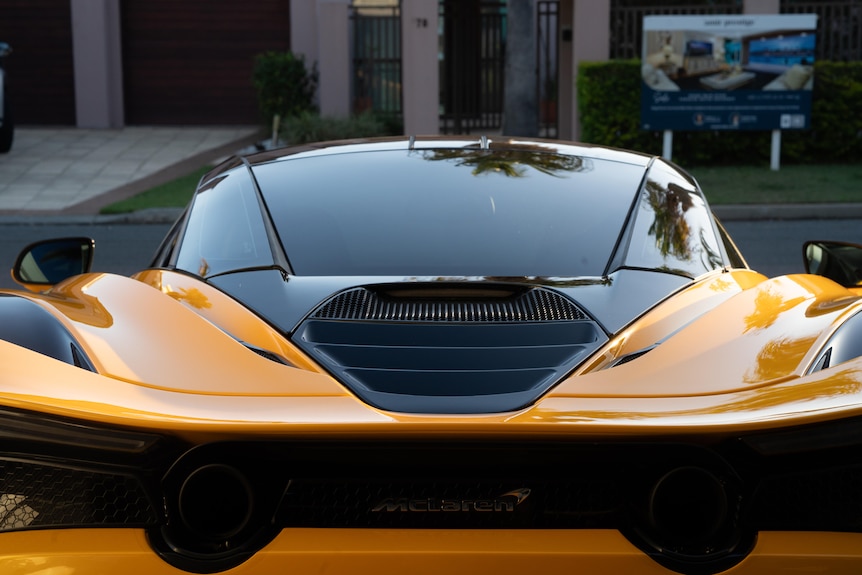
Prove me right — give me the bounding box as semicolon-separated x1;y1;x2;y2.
253;149;646;277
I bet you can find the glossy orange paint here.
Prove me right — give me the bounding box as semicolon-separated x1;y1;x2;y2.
4;263;862;442
13;273;340;396
0;529;860;575
564;272;862;397
4;329;862;442
134;268;324;372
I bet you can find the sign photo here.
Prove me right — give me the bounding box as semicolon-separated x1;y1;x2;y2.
641;14;817;131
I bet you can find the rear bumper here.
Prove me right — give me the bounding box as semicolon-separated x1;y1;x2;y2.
2;529;862;574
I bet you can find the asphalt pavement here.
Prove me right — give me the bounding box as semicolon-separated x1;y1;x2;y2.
1;127;860;223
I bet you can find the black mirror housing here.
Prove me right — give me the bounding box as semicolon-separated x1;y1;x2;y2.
12;237;95;288
803;240;862;288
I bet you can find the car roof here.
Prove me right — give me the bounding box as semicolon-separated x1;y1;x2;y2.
234;135;655;171
185;135;728;283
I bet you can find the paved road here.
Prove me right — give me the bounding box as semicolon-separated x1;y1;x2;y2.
0;218;859;290
0;222;171;289
724;218;862;278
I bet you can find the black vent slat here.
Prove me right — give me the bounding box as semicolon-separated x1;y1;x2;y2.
343;368;557;396
320;343;590;370
312;287;587;323
294;285;606;413
300;320;597;347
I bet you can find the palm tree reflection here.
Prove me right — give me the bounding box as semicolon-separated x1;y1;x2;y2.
645;181;722;266
745;335;818;383
421;145;586;177
164;287;213;310
744;287;806;333
645;180;694;260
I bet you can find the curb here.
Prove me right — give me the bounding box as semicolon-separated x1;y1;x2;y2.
1;204;861;226
0;208;184;225
57;130;265;216
712;203;862;221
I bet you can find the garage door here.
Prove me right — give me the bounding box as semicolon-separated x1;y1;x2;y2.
121;0;291;125
0;0;76;125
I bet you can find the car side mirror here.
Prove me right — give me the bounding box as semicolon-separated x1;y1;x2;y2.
803;240;862;288
12;237;95;290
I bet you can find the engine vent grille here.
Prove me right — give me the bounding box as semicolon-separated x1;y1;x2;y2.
311;287;587;323
293;285;605;414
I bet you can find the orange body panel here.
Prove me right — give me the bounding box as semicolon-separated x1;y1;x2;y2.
1;529;861;575
2;268;862;439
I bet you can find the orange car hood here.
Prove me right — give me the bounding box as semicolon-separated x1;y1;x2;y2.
2;271;862;437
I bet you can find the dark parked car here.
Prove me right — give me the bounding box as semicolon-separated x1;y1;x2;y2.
0;42;12;153
2;136;862;574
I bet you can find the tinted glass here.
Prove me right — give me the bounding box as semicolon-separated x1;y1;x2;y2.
253;149;646;277
810;311;862;373
15;238;93;284
624;161;724;277
176;169;273;277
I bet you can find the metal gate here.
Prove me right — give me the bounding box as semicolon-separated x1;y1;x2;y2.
439;0;507;134
538;1;559;138
350;1;403;118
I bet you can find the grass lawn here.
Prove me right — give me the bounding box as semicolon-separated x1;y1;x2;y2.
689;163;862;205
99;165;213;214
99;162;862;214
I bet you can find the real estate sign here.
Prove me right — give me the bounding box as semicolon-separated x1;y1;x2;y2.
641;14;817;131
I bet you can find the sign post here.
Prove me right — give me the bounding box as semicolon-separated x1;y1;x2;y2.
640;14;817;169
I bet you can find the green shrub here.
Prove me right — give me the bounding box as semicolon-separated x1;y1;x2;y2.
281;111;402;145
253;51;318;122
578;60;662;155
578;60;862;166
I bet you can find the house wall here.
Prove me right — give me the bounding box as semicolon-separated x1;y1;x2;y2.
564;0;610;140
317;0;351;119
71;0;124;128
400;0;440;135
34;0;786;132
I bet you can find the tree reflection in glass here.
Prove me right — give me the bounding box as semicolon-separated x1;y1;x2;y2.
627;162;724;278
421;144;586;177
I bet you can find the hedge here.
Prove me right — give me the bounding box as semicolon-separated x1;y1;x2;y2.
577;60;862;166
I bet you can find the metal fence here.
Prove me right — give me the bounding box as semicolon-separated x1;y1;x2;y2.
781;0;862;61
610;0;861;62
609;1;743;60
350;2;402;117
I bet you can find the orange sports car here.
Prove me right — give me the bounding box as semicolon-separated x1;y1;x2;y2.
2;136;862;574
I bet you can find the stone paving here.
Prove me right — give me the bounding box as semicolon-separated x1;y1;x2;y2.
1;127;859;221
0;126;260;213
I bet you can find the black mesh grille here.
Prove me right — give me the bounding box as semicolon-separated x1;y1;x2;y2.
0;459;157;531
753;464;862;531
311;287;588;322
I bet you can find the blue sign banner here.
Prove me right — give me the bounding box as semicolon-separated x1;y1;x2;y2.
640;14;817;132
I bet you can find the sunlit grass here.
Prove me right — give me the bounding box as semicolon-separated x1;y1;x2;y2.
689;164;862;205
